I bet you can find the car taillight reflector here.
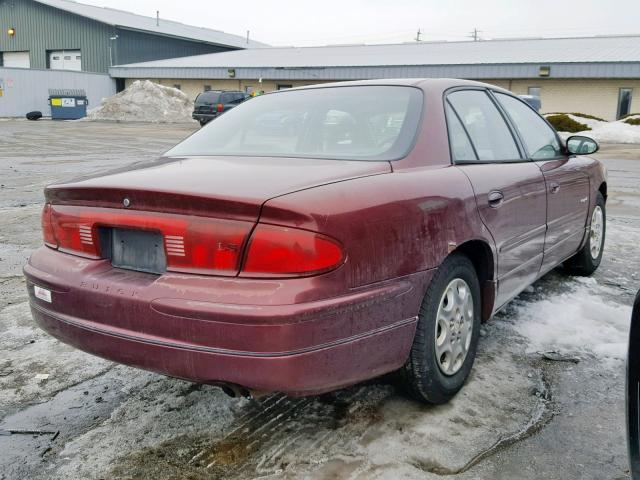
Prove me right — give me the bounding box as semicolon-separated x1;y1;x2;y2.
216;103;224;113
41;203;57;248
42;205;253;275
241;224;344;277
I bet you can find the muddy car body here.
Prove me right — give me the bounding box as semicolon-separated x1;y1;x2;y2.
24;79;607;403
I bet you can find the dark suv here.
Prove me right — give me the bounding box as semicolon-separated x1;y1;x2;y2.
192;90;248;126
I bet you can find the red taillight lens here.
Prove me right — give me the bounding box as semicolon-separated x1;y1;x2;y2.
241;224;344;277
216;103;224;113
43;205;252;275
41;203;57;248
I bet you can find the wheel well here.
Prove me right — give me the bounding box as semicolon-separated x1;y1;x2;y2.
455;240;495;322
599;182;607;201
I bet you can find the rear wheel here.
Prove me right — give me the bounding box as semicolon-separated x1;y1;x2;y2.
402;253;481;404
564;192;606;276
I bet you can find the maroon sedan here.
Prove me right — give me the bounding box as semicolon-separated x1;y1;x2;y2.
24;79;606;404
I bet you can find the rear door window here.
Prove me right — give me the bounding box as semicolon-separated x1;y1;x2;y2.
447;90;521;162
445;103;477;162
220;93;234;104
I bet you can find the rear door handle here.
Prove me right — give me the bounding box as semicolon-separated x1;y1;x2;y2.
488;190;504;208
549;182;560;194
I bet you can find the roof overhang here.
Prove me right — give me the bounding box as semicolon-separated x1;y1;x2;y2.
109;62;640;80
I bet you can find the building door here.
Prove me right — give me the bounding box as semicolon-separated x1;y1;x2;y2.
2;51;30;68
618;88;633;119
446;89;547;308
49;50;82;71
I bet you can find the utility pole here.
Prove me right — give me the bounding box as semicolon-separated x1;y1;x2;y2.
469;28;481;41
246;30;250;45
415;28;422;42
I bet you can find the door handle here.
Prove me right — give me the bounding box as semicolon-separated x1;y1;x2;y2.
488;190;504;208
549;182;560;194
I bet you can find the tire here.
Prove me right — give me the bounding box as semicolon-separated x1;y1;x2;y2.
401;253;481;404
564;191;606;276
627;291;640;478
26;111;42;121
199;120;207;127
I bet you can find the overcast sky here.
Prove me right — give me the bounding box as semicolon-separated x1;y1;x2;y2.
79;0;640;46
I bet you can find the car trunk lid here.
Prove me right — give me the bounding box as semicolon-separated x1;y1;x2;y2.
45;156;390;221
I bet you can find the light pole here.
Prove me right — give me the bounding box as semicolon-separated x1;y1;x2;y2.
109;34;118;66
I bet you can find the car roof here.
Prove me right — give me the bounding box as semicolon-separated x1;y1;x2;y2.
279;78;510;96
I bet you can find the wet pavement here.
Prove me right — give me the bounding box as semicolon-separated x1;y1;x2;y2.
0;121;638;480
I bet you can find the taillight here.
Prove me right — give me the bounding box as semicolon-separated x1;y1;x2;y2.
43;205;253;275
40;205;344;278
41;203;57;248
216;103;224;113
241;224;344;277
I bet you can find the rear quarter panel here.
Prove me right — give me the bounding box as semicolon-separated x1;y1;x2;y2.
260;165;496;289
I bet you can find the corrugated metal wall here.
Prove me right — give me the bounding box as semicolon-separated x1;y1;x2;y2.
0;0;115;73
0;67;115;117
0;0;239;74
114;29;233;66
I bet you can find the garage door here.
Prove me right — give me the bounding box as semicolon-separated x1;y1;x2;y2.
2;51;30;68
49;50;81;71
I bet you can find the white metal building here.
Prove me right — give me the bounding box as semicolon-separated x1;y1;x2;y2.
110;35;640;120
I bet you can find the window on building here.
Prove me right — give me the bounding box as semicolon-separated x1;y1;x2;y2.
277;84;293;90
617;88;633;119
204;85;212;91
173;84;181;90
528;87;541;98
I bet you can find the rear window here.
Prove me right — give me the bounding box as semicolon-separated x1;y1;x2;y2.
195;91;221;104
167;86;423;161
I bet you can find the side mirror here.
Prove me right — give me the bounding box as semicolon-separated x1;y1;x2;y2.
566;135;599;155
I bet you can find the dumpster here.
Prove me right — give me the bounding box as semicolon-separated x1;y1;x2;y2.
48;89;88;120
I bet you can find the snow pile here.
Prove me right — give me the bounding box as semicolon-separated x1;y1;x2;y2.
87;80;196;123
511;278;631;361
545;112;640;144
577;120;640;144
564;114;606;130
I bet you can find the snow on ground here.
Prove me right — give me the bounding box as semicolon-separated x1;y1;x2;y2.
509;277;631;362
86;80;196;123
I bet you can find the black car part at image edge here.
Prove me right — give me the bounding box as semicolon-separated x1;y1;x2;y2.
628;289;640;478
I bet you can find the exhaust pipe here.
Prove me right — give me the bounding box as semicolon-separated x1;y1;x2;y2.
216;383;269;400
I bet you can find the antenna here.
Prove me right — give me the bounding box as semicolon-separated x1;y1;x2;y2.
415;28;422;42
156;10;160;27
469;28;482;41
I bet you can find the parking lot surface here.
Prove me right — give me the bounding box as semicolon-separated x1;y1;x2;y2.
0;120;638;480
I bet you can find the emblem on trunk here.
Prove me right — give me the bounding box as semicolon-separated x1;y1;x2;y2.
123;198;131;208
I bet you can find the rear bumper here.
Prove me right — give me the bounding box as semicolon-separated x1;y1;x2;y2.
24;247;432;395
192;113;219;122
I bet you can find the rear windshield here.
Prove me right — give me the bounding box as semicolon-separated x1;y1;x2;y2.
167;86;423;161
195;91;221;104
